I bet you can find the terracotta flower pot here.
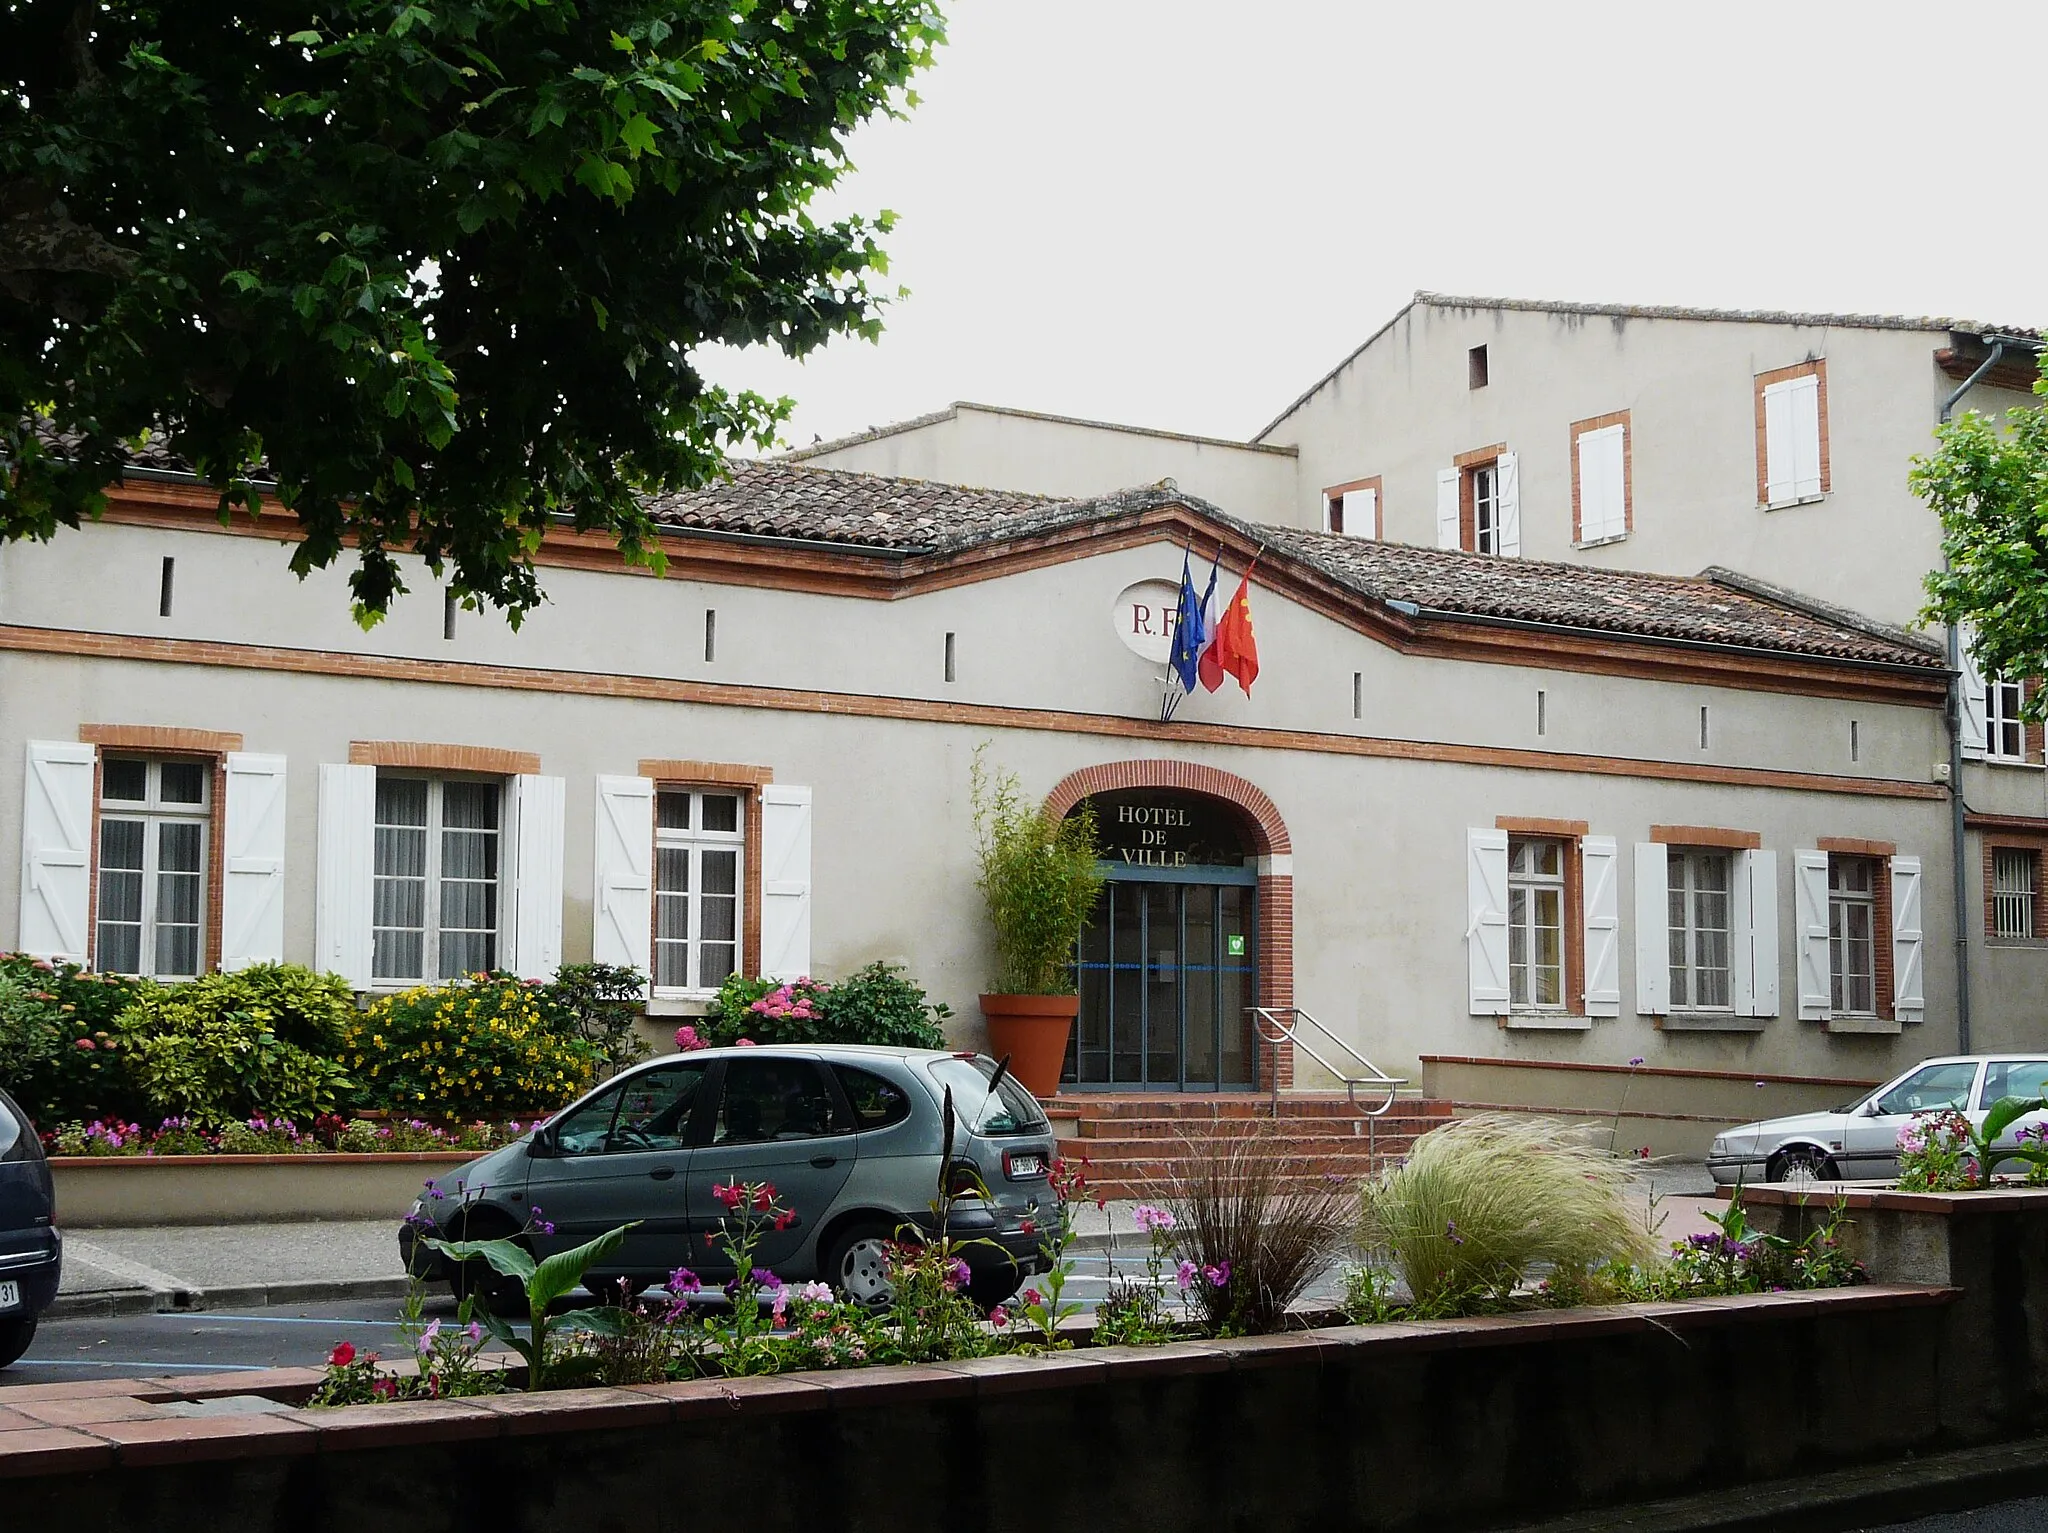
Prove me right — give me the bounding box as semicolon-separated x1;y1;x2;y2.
978;993;1080;1101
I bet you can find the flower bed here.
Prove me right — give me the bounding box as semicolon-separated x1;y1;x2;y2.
42;1114;527;1158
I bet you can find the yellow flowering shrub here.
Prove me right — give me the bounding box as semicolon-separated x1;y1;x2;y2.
345;974;600;1120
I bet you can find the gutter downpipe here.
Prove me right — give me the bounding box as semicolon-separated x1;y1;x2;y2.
1937;341;2007;1053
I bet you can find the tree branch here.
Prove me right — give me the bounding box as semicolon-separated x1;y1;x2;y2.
64;0;106;93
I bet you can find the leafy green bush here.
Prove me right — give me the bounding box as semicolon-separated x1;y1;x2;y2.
549;962;651;1075
113;965;358;1126
346;974;599;1120
707;963;949;1049
0;954;148;1129
1359;1114;1654;1315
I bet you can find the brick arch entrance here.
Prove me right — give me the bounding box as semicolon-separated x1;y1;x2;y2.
1046;761;1294;1091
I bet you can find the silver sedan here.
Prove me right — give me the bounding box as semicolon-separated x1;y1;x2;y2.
1707;1054;2048;1184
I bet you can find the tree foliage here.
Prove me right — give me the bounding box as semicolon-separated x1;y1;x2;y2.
0;1;943;624
1915;356;2048;705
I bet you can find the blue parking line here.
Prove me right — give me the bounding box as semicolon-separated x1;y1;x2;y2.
186;1314;405;1327
16;1359;261;1372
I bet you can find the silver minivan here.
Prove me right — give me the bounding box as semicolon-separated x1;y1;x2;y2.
1708;1054;2048;1184
400;1045;1058;1307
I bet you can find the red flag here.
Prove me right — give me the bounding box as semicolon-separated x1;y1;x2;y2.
1198;573;1259;695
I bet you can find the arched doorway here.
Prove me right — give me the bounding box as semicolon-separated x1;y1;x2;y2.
1063;788;1260;1091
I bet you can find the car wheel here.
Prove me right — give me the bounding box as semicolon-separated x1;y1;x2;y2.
823;1220;899;1310
446;1211;530;1316
0;1314;36;1370
1767;1145;1838;1184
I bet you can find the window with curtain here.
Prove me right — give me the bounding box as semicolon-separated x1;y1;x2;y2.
372;774;502;982
653;788;745;994
97;756;209;978
1667;849;1732;1010
1506;836;1564;1009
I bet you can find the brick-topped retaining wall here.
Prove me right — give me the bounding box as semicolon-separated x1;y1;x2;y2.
0;1286;1970;1532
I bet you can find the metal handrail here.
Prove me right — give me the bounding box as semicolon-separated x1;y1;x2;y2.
1249;1006;1407;1118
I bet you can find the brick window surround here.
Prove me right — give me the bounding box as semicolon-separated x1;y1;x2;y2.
1753;359;1831;506
1818;837;1894;1019
1984;836;2048;942
78;725;244;974
1453;442;1506;554
349;741;540;775
1569;410;1632;545
1322;476;1383;538
640;760;774;982
1044;761;1295;1089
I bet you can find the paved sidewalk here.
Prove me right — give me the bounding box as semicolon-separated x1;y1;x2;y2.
54;1221;409;1319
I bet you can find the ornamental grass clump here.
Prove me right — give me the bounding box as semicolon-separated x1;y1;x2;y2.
1360;1113;1654;1315
1155;1128;1356;1334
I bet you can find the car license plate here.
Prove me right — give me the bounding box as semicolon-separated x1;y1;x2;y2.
1006;1152;1046;1178
0;1280;19;1312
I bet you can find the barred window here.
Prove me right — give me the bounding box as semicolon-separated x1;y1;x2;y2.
1993;848;2037;941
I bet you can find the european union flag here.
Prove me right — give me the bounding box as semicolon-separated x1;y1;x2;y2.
1168;548;1207;693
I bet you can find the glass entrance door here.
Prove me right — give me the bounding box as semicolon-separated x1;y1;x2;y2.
1068;873;1257;1091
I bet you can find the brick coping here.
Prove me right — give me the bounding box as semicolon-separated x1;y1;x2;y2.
47;1151;480;1170
0;1284;1954;1476
1725;1180;2048;1214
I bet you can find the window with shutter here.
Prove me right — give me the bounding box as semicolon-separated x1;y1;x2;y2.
316;762;377;989
759;785;813;980
653;786;747;994
1890;856;1924;1023
1581;836;1620;1017
1958;626;1989;761
19;741;98;964
1572;415;1630;545
1465;828;1510;1016
1323;477;1381;539
1633;842;1670;1016
221;752;288;971
369;772;507;983
95;756;210;979
1436;468;1462;549
1757;361;1829;508
592;775;655;985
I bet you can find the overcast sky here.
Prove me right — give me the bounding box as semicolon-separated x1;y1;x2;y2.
700;0;2047;451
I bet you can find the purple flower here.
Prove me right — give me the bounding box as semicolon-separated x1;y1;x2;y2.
1131;1204;1176;1233
414;1319;442;1357
668;1267;701;1295
1444;1220;1464;1247
528;1205;556;1236
1629;1056;1645;1068
1176;1259;1198;1291
751;1268;783;1290
464;1321;484;1346
1203;1262;1230;1288
946;1258;971;1290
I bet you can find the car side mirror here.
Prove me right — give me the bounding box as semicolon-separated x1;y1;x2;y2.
527;1127;556;1158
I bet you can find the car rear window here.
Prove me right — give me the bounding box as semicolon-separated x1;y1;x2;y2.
1982;1060;2048;1106
833;1065;912;1131
928;1057;1049;1136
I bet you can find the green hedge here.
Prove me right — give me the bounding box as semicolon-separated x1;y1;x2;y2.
708;962;950;1050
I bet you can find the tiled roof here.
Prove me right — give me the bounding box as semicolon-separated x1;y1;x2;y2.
1417;291;2041;341
640;458;1078;549
646;460;1942;670
1255;524;1943;670
782;402;1296;462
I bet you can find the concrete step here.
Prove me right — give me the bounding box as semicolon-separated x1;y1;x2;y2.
1061;1131;1425;1158
1046;1094;1450;1121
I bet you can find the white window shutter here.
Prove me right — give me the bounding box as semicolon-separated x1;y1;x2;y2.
1789;373;1823;498
1744;850;1780;1017
1579;425;1626;542
220;752;288;971
1794;850;1832;1020
760;784;813;980
1891;855;1924;1022
592;775;654;989
510;774;566;981
1342;486;1377;540
1763;380;1795;504
1633;842;1670;1016
1465;828;1510;1016
1958;626;1988;760
18;741;96;963
1495;451;1521;557
1436;468;1461;550
315;763;377;989
1581;835;1620;1017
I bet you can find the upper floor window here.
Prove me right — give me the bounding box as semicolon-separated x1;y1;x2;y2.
1322;477;1380;539
373;774;502;983
1468;344;1489;389
97;756;209;978
1757;360;1829;508
1506;836;1564;1010
654;788;745;995
1572;413;1631;546
1437;450;1520;557
1986;674;2026;762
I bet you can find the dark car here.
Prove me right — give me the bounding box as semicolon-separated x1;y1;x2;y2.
0;1087;63;1368
401;1045;1058;1308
